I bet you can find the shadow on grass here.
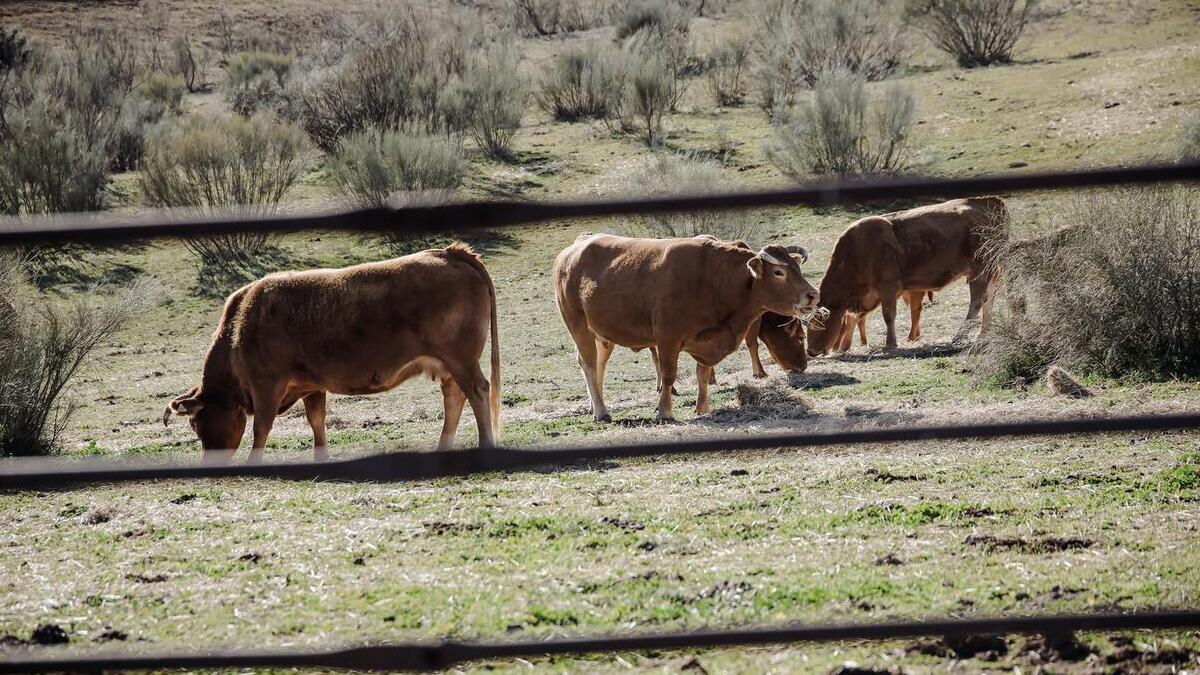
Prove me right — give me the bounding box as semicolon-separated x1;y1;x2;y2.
191;245;312;300
25;242;149;292
829;341;968;363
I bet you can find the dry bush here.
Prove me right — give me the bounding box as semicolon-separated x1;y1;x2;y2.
511;0;602;36
1181;113;1200;163
170;36;212;93
908;0;1031;68
623;152;761;242
612;0;692;40
623;26;692;112
448;43;527;160
329;130;464;209
767;69;917;178
223;51;292;116
537;40;627;121
752;0;905;117
110;72;185;172
974;187;1200;385
285;8;480;152
0;27;29;72
140;113;309;265
0;261;159;457
624;54;673;145
705;31;751;107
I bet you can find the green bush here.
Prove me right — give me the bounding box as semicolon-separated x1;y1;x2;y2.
752;0;905;117
975;188;1200;384
705;31;750;107
624;54;673;145
536;41;627;121
0;258;159;457
110;73;185;171
612;0;691;40
766;69;917;178
285;10;477;152
223;51;292;116
449;44;526;160
140;113;309;264
623;152;761;242
330;130;465;209
909;0;1032;68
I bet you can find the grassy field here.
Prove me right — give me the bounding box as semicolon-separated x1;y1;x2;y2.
2;0;1200;672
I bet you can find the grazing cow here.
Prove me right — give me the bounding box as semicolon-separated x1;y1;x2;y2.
553;233;819;421
165;244;501;462
746;311;809;377
808;197;1008;355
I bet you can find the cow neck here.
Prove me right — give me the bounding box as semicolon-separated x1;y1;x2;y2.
198;330;250;411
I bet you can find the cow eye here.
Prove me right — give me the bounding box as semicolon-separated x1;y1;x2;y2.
772;269;786;278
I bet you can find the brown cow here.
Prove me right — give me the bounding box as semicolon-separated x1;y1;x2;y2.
554;234;819;421
165;244;501;462
808;197;1008;355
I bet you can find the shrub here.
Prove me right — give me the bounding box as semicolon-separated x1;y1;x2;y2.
909;0;1032;68
330;130;465;209
752;0;905;117
223;51;292;116
537;41;627;121
623;152;761;242
1180;114;1200;163
450;43;526;160
623;25;692;111
767;69;917;178
974;188;1200;384
140;113;309;264
0;268;159;457
511;0;600;36
110;73;185;171
705;32;750;106
0;26;29;72
285;10;476;152
170;36;211;93
624;54;673;145
612;0;691;40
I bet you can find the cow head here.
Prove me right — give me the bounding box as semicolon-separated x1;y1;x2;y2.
758;312;808;373
746;245;820;317
164;386;247;455
806;306;849;357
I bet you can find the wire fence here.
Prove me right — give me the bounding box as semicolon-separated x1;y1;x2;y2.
2;161;1199;671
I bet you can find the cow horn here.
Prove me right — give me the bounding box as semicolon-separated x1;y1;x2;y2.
757;247;787;266
785;245;810;263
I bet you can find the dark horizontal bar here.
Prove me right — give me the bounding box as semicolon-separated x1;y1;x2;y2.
0;162;1196;246
2;412;1197;491
3;610;1198;673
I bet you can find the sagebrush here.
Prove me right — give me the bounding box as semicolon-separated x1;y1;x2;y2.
974;188;1200;383
450;43;526;160
623;153;761;243
511;0;600;36
705;32;751;107
909;0;1031;68
330;130;464;210
752;0;905;117
767;69;917;178
537;41;626;121
223;51;292;116
139;113;309;265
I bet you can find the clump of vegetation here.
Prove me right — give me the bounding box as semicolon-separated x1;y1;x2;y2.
974;188;1200;384
450;43;527;160
0;26;30;71
612;0;691;40
0;255;159;457
1180;113;1200;162
329;130;465;210
623;152;761;242
623;54;673;145
908;0;1032;68
537;41;627;121
110;73;185;171
766;69;917;178
170;35;211;93
285;9;480;152
752;0;905;117
511;0;600;36
705;32;751;107
139;113;309;265
223;51;292;116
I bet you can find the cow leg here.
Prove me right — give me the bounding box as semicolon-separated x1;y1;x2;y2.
881;294;899;349
248;384;285;465
745;322;767;378
594;338;614;404
566;323;611;422
906;290;924;342
437;378;467;450
655;344;681;422
649;347;682;396
450;363;495;449
857;314;869;346
696;362;714;415
303;391;329;461
836;314;855;353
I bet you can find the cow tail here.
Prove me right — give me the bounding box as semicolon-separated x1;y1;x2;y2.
487;267;501;443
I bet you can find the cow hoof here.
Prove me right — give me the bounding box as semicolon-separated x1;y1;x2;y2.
595;413;612;423
670;386;680;396
752;371;767;379
695;406;710;416
655;414;677;424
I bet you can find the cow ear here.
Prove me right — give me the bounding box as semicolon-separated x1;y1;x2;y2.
164;391;204;426
746;257;764;279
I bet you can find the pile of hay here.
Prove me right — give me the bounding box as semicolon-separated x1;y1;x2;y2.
707;374;814;423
